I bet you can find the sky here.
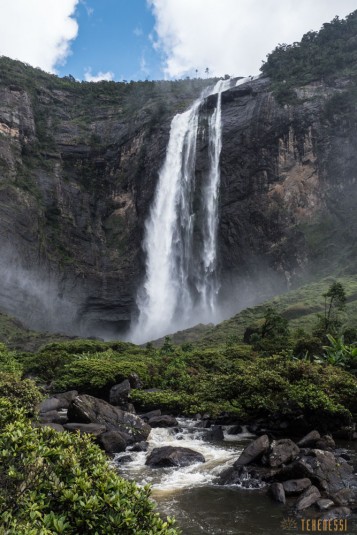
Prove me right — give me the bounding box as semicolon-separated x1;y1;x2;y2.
0;0;356;82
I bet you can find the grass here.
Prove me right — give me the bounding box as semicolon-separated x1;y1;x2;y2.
163;275;357;347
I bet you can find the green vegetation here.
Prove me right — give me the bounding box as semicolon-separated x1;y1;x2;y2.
260;10;357;104
0;401;178;534
0;279;356;531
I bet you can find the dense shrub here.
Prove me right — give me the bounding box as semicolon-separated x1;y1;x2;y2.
0;373;42;415
0;343;22;376
53;353;153;395
0;404;178;535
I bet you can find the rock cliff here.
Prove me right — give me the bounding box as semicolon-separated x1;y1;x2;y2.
0;58;356;337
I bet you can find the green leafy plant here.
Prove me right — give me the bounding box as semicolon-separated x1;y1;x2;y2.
0;407;179;534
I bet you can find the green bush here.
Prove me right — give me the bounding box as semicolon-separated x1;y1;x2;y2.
53;355;152;395
0;343;22;376
0;373;42;415
0;408;178;534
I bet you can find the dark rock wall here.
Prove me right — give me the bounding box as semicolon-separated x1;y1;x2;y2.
0;60;356;337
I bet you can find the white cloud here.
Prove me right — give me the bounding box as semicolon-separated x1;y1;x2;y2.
148;0;357;77
84;68;114;82
0;0;79;73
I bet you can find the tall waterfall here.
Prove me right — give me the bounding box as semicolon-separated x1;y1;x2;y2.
132;79;233;343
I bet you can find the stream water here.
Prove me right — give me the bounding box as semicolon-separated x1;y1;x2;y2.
113;419;357;535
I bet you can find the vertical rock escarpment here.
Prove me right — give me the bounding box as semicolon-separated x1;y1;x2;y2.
0;58;356;337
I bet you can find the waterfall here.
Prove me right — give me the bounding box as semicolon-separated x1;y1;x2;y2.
131;79;233;344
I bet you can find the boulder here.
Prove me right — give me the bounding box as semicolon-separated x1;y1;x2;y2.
53;390;78;409
268;439;299;467
148;415;178;428
97;431;127;453
206;425;224;441
129;441;149;452
39;410;65;424
293;450;354;493
295;485;321;511
67;394;151;443
321;507;351;520
63;423;106;436
270;482;286;504
39;397;61;413
128;373;143;389
227;425;243;435
234;434;270;467
330;488;356;506
109;380;131;405
316;499;334;511
146;446;205;468
141;409;161;420
315;435;335;451
282;478;311;495
297;430;320;448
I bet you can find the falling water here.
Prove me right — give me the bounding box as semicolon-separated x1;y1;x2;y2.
132;79;233;343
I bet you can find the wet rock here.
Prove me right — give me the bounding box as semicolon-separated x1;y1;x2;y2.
282;478;311;495
148;415;178;428
109;380;131;405
39;397;61;413
293;449;354;493
64;423;106;436
227;425;243;435
320;507;351;520
297;430;320;448
96;431;127;453
67;394;151;443
146;446;205;468
117;454;133;464
330;488;356;506
234;434;270;466
218;464;278;487
128;373;143;390
141;409;161;420
315;435;335;451
53;390;78;409
270;482;286;504
119;402;136;414
206;425;224;441
129;441;148;452
39;410;65;424
295;485;321;511
316;499;334;511
268;439;299;467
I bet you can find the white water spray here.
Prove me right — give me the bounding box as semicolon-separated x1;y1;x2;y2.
132;79;233;343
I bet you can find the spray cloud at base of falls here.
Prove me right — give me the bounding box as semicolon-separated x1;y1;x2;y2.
131;78;234;344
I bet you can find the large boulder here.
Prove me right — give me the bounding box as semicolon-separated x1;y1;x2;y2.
234;434;270;467
67;394;150;443
315;435;335;451
39;398;61;414
53;390;78;409
109;380;131;406
282;449;354;494
146;446;205;468
96;431;127;453
268;439;299;467
270;482;286;504
297;430;320;448
295;485;321;511
282;478;311;495
148;415;178;428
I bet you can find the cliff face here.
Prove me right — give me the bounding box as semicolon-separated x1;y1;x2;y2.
0;59;356;337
